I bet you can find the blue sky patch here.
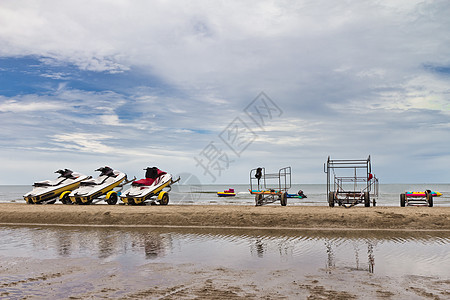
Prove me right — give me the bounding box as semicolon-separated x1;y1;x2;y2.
423;63;450;76
0;56;173;97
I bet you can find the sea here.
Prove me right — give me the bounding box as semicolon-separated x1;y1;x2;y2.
3;183;450;206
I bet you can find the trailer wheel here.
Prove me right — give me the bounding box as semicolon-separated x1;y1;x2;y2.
60;191;71;204
47;200;56;204
426;190;433;207
373;199;376;207
255;194;263;206
364;192;370;207
60;196;68;204
280;192;287;206
159;192;169;205
400;193;406;207
106;192;118;205
328;192;335;207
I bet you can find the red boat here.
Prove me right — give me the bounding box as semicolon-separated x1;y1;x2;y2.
217;188;236;197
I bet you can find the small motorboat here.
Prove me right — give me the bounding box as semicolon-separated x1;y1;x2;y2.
217;188;236;197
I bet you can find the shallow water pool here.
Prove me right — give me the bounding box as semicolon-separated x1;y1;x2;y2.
0;226;449;299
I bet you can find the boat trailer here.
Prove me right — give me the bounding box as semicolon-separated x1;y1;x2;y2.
324;156;379;208
249;167;291;206
400;190;434;207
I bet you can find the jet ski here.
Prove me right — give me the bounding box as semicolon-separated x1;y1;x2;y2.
287;190;307;199
23;169;89;204
67;166;128;205
120;167;179;205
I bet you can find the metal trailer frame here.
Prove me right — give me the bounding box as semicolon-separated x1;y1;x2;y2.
249;167;291;206
400;190;433;207
139;176;181;205
324;156;379;208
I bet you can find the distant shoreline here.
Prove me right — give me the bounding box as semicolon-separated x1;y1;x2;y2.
0;203;449;231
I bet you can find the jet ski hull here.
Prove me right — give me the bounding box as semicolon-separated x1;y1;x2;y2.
69;172;126;204
23;173;89;204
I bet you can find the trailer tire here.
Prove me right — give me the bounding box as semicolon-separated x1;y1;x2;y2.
426;190;433;207
159;192;169;205
47;200;56;204
328;192;335;207
364;192;370;207
400;193;406;207
280;192;287;206
373;199;376;207
255;194;263;206
106;192;118;205
60;191;71;204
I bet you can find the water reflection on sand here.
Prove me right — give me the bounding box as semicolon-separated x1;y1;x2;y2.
0;226;449;299
0;226;449;276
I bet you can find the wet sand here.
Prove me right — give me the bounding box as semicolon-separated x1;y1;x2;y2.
0;203;449;230
2;255;449;299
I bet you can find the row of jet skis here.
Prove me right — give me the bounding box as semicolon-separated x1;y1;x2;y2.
23;166;180;205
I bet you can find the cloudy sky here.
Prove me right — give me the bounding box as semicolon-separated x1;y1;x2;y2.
0;0;449;185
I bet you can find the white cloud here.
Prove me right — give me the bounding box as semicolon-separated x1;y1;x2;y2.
0;0;450;183
0;99;63;112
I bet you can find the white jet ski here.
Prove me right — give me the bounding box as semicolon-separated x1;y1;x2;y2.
67;166;128;205
23;169;89;204
120;167;179;205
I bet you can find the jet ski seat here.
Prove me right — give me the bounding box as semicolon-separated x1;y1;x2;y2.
81;166;118;186
133;167;167;186
33;169;75;186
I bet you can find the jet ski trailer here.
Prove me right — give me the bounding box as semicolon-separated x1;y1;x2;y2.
23;169;89;204
64;166;133;205
120;167;180;205
249;167;291;206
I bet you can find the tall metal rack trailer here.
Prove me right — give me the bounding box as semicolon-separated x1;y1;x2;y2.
249;167;291;206
324;156;379;207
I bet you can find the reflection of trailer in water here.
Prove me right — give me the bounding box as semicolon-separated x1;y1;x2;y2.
325;239;375;273
249;167;291;206
324;156;379;208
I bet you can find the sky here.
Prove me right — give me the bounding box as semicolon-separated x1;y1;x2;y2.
0;0;449;185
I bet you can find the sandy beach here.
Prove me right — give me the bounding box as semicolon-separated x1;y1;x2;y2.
0;203;449;230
